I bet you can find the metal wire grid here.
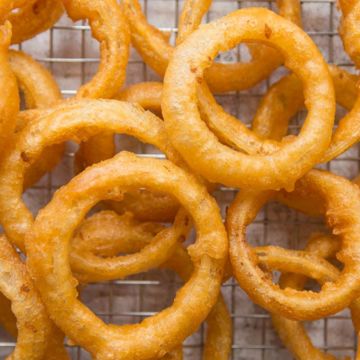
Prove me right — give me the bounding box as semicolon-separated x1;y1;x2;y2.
0;0;358;359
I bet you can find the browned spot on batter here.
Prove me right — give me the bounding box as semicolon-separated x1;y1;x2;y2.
32;3;41;15
21;284;30;293
264;24;272;39
25;322;38;333
20;151;30;162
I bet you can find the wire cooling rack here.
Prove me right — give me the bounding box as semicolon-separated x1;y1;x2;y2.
0;0;359;359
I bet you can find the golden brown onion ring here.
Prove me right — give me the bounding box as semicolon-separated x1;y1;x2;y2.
71;210;190;283
253;234;360;360
27;152;227;359
252;65;359;162
0;235;68;359
163;8;335;190
123;0;301;93
0;294;17;339
122;0;283;155
71;210;232;359
62;0;129;99
110;82;178;222
0;99;184;251
76;82;178;222
269;234;347;360
9;50;65;189
227;169;360;320
9;0;64;44
115;81;163;117
176;0;212;45
340;0;360;67
0;23;19;151
10;50;61;110
63;0;130;169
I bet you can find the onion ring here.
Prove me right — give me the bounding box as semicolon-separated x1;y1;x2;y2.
176;0;212;45
267;234;350;360
122;1;288;155
114;81;163;117
10;50;61;110
123;0;301;93
0;22;19;151
71;210;190;283
76;82;179;222
252;65;359;162
70;210;232;359
62;0;130;171
0;1;37;21
9;0;64;44
111;82;179;222
26;152;227;359
227;169;360;320
0;99;183;251
163;8;335;190
9;50;65;189
0;234;68;359
339;0;360;67
252;233;360;359
62;0;129;99
0;294;17;339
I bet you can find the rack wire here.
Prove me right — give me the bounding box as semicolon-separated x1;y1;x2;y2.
0;0;358;359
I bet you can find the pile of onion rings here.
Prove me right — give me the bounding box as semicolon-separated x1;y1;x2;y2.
0;0;360;358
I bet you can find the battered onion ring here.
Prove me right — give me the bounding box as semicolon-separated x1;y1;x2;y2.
0;23;19;151
9;0;64;44
114;81;163;117
176;0;212;45
27;152;227;359
340;0;360;67
0;99;184;252
62;0;129;99
0;294;17;338
227;169;360;320
70;210;232;359
267;234;354;360
76;82;179;222
251;65;359;162
71;210;190;283
256;245;353;360
63;0;130;171
10;50;61;110
121;1;289;152
0;235;68;359
163;8;335;190
71;211;183;359
0;0;37;21
106;82;178;222
123;0;301;93
9;50;65;189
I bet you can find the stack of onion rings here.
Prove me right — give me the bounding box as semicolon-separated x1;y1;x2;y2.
162;8;335;190
0;1;358;357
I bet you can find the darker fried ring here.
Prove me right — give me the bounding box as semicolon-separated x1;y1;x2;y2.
227;169;360;321
27;152;227;359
